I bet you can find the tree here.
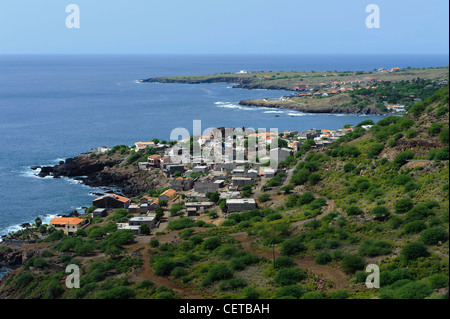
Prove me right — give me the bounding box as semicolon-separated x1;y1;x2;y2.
308;173;322;186
140;223;150;235
154;259;176;276
150;239;159;248
206;192;220;203
34;217;42;228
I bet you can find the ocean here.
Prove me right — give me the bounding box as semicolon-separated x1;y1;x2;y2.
0;54;448;277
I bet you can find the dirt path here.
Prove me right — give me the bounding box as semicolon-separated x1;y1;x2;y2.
290;198;337;235
124;242;205;299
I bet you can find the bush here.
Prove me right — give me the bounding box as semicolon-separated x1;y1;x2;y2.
343;163;356;173
315;252;332;265
340;254;365;274
395;198;413;214
393;281;432;299
171;267;188;279
427;273;449;290
420;227;449;245
202;237;222;251
275;285;305;299
206;264;233;282
167;218;196;230
371;206;391;221
274;267;306;285
258;194;271;202
367;144;385;158
440;127;449;144
394;152;414;167
328;290;349;299
149;239;159;248
154;259;176;277
95;286;136;299
346;205;363;216
219;278;247;291
428;123;444;135
274;256;296;268
406;130;419;139
403;221;427;234
358;239;391;257
401;242;429;261
280;237;306;256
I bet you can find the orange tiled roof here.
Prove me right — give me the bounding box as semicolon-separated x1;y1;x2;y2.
50;217;85;225
94;194;130;203
160;189;177;197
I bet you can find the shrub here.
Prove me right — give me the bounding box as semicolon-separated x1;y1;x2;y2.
171;267;188;279
219;278;247;291
149;239;159;248
280;237;306;256
401;242;429;261
440;127;449;144
358;239;391;257
420;227;449;245
395;198;413;214
343;163;356;173
275;285;305;299
274;256;296;268
315;252;332;265
367;144;385;158
274;268;306;285
346;205;363;216
403;221;427;234
428;123;444;135
406;130;419;139
380;268;411;286
258;194;271;202
328;290;349;299
404;204;434;222
427;273;449;290
206;264;233;282
340;254;365;274
371;206;391;221
394;152;414;167
167;218;196;230
241;286;260;299
202;237;222;251
154;259;176;277
393;281;432;299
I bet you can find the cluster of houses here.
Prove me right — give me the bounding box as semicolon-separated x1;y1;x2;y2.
48;125;359;237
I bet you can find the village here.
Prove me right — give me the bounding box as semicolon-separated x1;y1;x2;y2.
1;124;363;244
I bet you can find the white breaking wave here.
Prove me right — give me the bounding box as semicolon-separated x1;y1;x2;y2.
215;102;259;111
263;110;285;114
287;112;307;117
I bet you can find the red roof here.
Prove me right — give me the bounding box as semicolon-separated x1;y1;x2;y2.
50;217;85;226
94;194;130;203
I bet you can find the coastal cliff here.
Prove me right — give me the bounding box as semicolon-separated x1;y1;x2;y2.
239;99;383;114
35;154;159;197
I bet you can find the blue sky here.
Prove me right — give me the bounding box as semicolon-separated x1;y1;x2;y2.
0;0;448;54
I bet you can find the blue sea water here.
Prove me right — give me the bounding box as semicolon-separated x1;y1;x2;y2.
0;54;448;269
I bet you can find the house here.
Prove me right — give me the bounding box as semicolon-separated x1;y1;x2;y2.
226;198;257;213
185;202;215;214
231;177;254;187
117;223;140;235
192;165;208;174
163;164;186;176
49;217;88;236
270;147;294;164
158;189;178;202
91;208;107;218
140;196;160;211
128;204;140;214
93;194;131;209
194;179;221;193
148;155;162;167
135;141;156;151
128;216;156;228
170;177;195;191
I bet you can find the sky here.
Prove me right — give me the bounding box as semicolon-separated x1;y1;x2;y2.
0;0;448;54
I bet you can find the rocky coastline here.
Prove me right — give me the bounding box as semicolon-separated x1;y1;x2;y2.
239;99;385;114
33;154;153;197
